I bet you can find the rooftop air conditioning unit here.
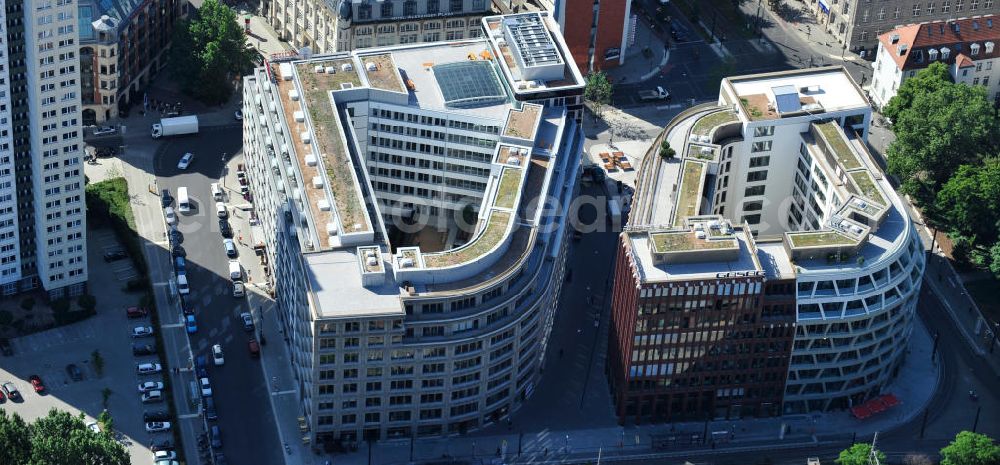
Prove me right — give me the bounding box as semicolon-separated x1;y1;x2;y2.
327;223;338;236
317;199;331;211
400;258;415;268
293;111;305;122
301;131;311;144
365;250;376;258
305;153;317;166
695;230;707;239
366;62;377;71
289;90;300;101
341;63;354;72
507;155;521;165
366;257;378;266
314;65;324;73
325;66;336;74
312;176;324;188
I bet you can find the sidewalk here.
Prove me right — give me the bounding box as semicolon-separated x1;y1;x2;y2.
740;0;862;65
605;17;669;85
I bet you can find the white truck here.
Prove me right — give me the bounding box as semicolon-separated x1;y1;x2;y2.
638;86;671;101
151;115;199;139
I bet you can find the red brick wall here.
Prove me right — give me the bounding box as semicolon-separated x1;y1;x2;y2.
561;0;626;73
562;0;597;73
593;0;626;71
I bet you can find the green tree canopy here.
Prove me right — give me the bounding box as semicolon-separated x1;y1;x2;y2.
0;409;129;465
883;62;952;122
168;0;256;104
584;71;613;118
835;443;885;465
886;81;998;202
934;159;1000;242
940;431;1000;465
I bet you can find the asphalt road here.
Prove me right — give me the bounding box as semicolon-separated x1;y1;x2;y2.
154;125;284;465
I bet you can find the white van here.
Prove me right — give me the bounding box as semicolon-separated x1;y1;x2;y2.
211;183;223;201
177;187;191;213
228;260;242;281
216;201;227;218
177;274;190;295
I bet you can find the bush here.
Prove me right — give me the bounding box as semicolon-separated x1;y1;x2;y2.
952;235;975;268
78;295;96;312
51;298;70;314
20;298;35;311
86;178;147;275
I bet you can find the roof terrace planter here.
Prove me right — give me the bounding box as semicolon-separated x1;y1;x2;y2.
296;62;371;234
786;231;856;248
362;53;406;93
815;121;863;171
503;104;542;141
494;168;523;210
422;211;512;268
691;109;739;137
848;170;885;206
648;231;740;264
673;160;707;227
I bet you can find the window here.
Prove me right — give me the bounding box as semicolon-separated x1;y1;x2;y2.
381;2;393;17
359;4;371;19
745;185;766;197
912;3;921;16
743;201;763;212
956;0;964;11
926;2;935;13
877;6;886;19
751;141;772;152
861;8;869;22
893;6;900;18
973;77;980;85
753;126;774;137
943;0;951;11
404;0;416;14
983;76;990;86
746;170;768;182
972;0;979;9
742;214;762;225
450;0;463;12
749;156;770;168
427;0;439;13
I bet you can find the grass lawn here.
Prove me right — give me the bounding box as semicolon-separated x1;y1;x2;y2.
788;231;854;248
817;121;863;170
675;161;705;226
966;278;1000;325
692;110;738;136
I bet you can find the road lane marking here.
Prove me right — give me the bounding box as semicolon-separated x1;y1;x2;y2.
272;389;297;396
162;323;184;329
177;413;202;420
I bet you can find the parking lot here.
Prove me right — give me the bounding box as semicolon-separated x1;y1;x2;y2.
0;227;175;464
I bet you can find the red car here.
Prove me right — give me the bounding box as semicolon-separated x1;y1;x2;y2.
126;306;149;318
28;375;44;393
248;338;260;358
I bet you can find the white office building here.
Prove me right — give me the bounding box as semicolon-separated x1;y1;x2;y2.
0;0;88;298
242;12;583;445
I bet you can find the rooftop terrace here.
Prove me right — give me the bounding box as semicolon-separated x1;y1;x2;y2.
361;53;405;93
673;161;706;226
504;104;542;140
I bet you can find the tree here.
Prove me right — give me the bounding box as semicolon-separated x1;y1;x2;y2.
934;162;1000;243
0;409;128;465
97;410;113;434
584;71;613;119
882;62;952;122
168;0;256;104
940;431;1000;465
659;140;676;159
990;242;1000;279
92;350;105;377
886;81;998;203
835;443;885;465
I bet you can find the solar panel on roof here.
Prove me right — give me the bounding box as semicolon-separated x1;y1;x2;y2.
432;61;507;109
772;85;801;114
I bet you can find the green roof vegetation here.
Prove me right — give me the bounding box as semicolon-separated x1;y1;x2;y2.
297;63;369;232
674;161;706;227
423;212;511;268
650;232;737;252
691;110;738;137
298;61;362;90
849;171;885;206
817;121;862;170
494;169;522;209
787;231;855;248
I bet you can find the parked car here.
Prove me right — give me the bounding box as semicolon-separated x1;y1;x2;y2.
240;312;254;332
133;343;156;356
132;326;154;338
93;126;117;136
28;375;44;393
2;381;19;400
232;281;245;298
145;421;171;433
177;152;194;170
154;450;178;460
210;425;223;449
171;245;186;258
204;397;218;421
66;364;83;381
161;189;173;208
248;338;260;358
223;238;237;258
164;207;177;225
216;201;227;218
142;390;163;403
144;410;171;422
150;440;174;452
103;250;127;262
199;377;212;397
185;314;197;334
138;381;164;393
212;344;224;366
182;301;195;316
136;363;163;375
87;421;101;433
195;355;209;378
126;306;149;318
219;219;233;238
169;229;183;245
